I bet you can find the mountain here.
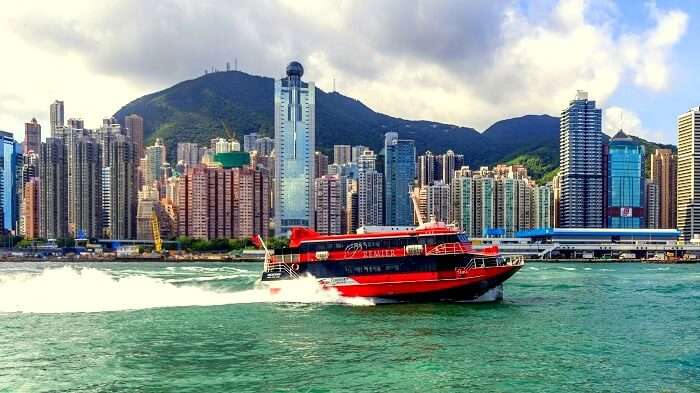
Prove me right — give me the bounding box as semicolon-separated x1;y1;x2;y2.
113;70;673;181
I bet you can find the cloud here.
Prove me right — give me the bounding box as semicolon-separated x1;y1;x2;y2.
0;0;690;143
603;106;671;143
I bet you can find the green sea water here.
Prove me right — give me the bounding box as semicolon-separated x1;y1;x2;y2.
0;262;698;392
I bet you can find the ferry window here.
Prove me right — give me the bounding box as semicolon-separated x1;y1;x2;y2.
383;264;400;272
419;237;436;246
457;234;469;243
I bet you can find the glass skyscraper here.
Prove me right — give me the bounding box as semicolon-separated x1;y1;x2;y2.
0;131;22;232
559;90;603;228
607;130;645;228
383;132;416;226
274;62;315;235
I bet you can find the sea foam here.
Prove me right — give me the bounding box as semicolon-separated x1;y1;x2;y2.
0;266;372;314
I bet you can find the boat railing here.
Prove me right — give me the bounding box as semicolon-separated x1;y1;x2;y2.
468;255;525;268
426;242;470;256
265;261;300;279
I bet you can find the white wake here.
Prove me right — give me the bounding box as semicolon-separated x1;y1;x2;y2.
0;266;373;314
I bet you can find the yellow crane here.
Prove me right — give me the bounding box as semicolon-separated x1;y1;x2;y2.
151;211;163;253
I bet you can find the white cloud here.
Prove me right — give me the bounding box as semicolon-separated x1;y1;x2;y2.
0;0;689;143
603;106;671;143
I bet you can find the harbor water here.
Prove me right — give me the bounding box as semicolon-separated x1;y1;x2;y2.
0;262;698;392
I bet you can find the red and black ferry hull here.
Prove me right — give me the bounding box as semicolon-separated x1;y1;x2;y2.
261;254;523;302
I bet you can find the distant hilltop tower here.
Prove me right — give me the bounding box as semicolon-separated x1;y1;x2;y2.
274;61;316;236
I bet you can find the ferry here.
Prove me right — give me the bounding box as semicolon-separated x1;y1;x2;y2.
257;218;524;302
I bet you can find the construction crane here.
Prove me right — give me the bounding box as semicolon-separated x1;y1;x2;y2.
221;121;236;140
151;211;163;253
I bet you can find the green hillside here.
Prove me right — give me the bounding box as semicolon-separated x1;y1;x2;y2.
113;70;674;182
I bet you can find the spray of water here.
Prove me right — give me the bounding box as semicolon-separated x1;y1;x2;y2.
0;266;373;314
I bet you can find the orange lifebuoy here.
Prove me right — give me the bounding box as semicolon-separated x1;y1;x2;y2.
291;263;300;271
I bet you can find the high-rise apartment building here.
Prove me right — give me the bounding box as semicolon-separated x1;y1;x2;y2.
68;136;103;238
314;175;344;235
646;180;660;229
419;181;451;223
211;137;240;154
333;145;351;165
352;145;368;163
24;118;41;154
345;179;359;234
109;135;138;239
357;150;383;227
314;151;329;178
534;184;554;229
677;106;700;239
256;137;275;156
559;90;603;228
274;61;315;235
50;100;64;137
177;165;270;240
440;150;464;185
243;133;258;152
177;143;202;167
384;132;416;226
0;131;22;232
21;178;40;239
606;131;645;228
451;166;541;237
650;149;677;229
124;114;144;160
418;151;435;187
144;138;167;185
39;138;68;239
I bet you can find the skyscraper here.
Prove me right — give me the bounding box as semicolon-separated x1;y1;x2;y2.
256;137;275;156
243;133;258;152
21;178;40;239
650;149;677;229
677;106;700;239
24;118;41;154
177;142;202;167
559;90;603;228
274;61;315;235
351;145;368;163
646;180;660;229
357;150;383;227
50;100;64;137
534;184;553;228
420;181;450;223
176;165;270;239
314;175;343;235
384;132;416;226
451;167;474;236
39;137;68;239
606;130;645;228
333;145;351;165
440;150;463;185
0;131;22;232
124;114;144;160
68;136;103;238
109;135;138;239
418;151;435;187
314;151;329;178
144;138;167;185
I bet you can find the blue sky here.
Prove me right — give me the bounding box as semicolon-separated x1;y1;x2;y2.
0;0;696;144
606;0;700;143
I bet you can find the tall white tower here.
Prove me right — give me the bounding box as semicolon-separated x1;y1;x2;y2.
274;61;315;236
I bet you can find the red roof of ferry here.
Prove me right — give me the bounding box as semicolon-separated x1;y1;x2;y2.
288;226;458;248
